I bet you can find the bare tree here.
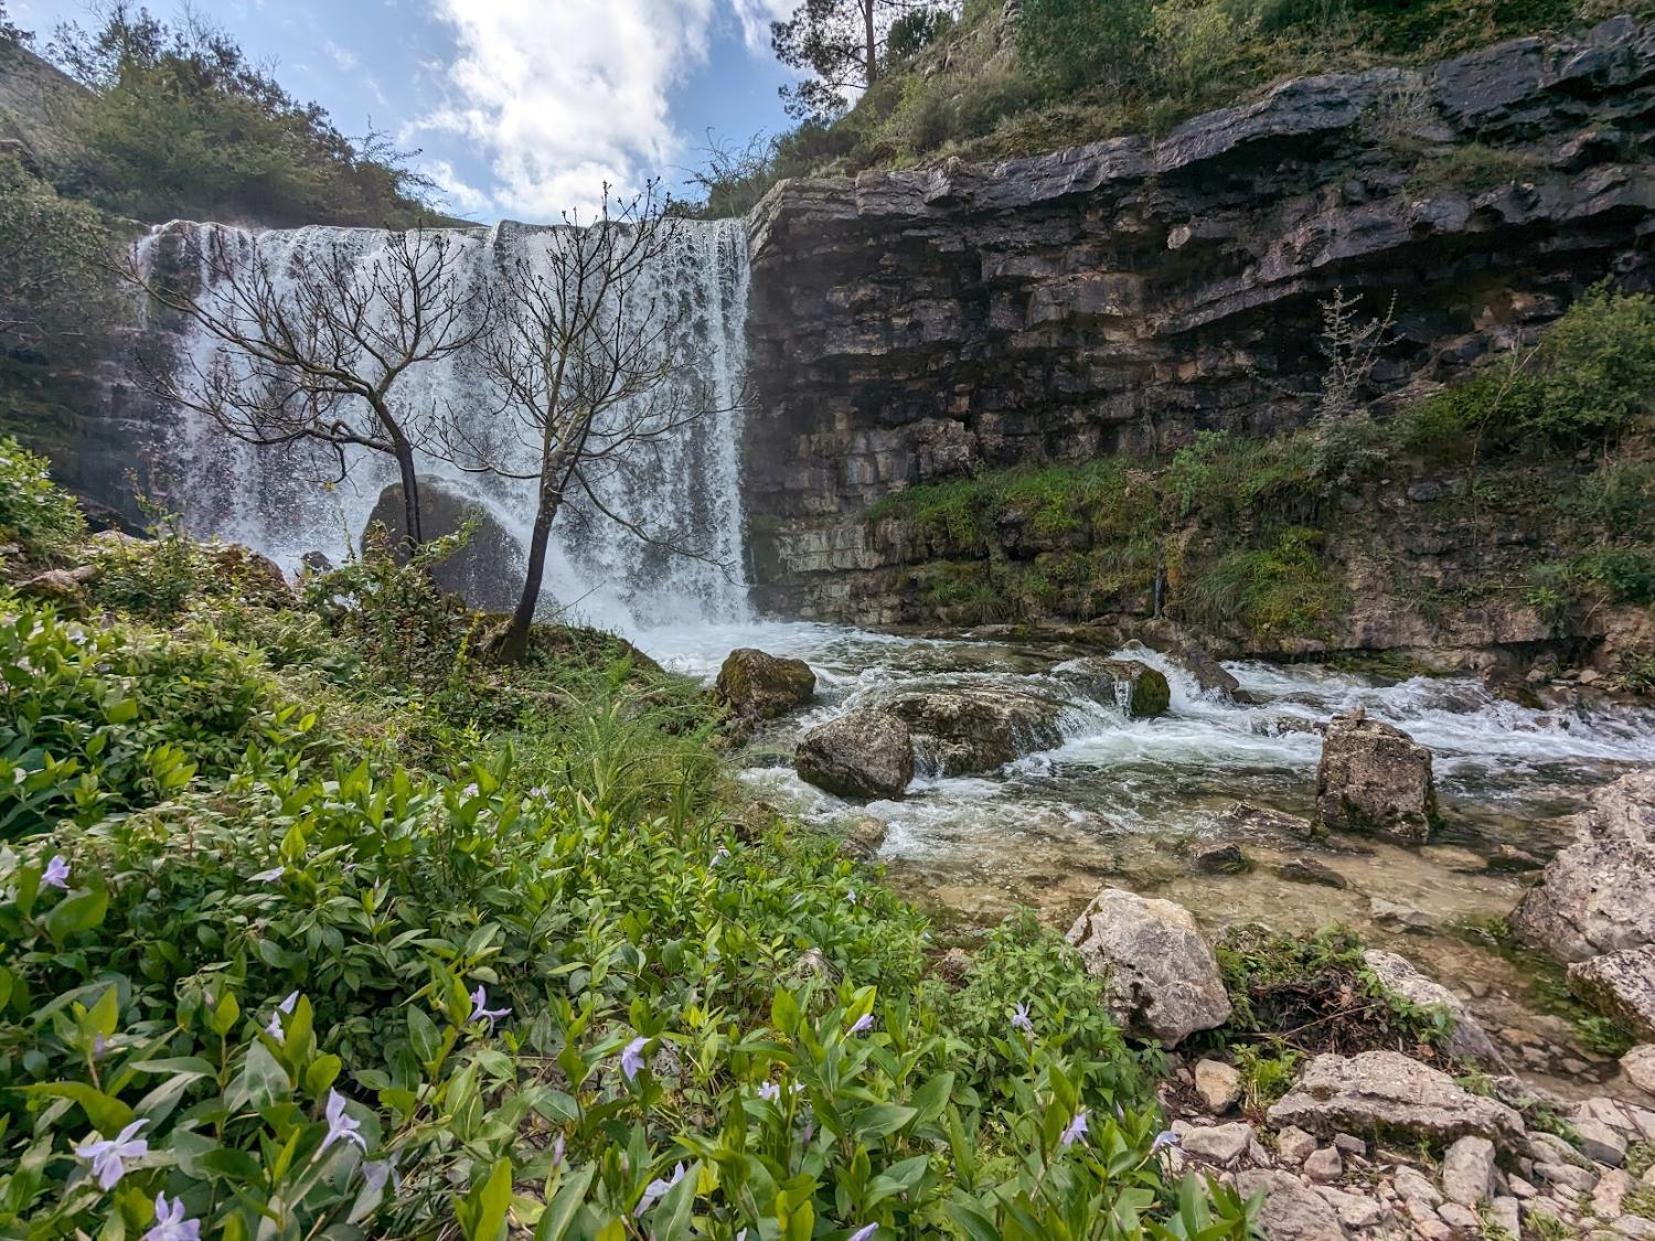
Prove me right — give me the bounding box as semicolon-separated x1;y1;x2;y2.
443;184;726;662
127;224;487;550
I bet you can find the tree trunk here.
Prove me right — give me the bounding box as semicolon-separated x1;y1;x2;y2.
392;440;423;561
863;0;878;85
498;481;562;663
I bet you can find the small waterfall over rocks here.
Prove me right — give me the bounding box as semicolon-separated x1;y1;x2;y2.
134;216;754;635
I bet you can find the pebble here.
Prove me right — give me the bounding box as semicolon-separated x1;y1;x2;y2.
1193;1059;1242;1114
1438;1201;1481;1231
1395;1166;1443;1206
1508;1174;1539;1200
1302;1146;1343;1183
1315;1186;1385;1229
1275;1125;1318;1165
1182;1122;1254;1165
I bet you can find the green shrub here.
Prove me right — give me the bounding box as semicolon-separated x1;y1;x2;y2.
1164;430;1319;527
1018;0;1156;91
1530;285;1655;445
1401;370;1542;462
1406;143;1541;194
0;436;86;559
1179;527;1346;638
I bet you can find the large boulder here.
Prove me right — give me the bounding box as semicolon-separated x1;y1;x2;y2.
1065;887;1231;1046
1567;947;1655;1042
1232;1171;1345;1241
1314;714;1438;843
367;481;521;612
212;543;290;605
1130;631;1241;700
795;710;914;801
1362;949;1501;1064
880;686;1065;775
715;648;815;721
1510;771;1655;963
1054;658;1171;718
1266;1050;1526;1149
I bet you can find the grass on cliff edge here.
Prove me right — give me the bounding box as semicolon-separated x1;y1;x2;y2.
0;440;1254;1239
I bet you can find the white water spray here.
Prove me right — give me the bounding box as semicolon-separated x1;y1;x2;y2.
135;218;754;636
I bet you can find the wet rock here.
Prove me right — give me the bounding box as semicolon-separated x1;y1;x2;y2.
1219;801;1321;840
1568;947;1655;1042
881;686;1064;775
795;710;915;801
1132;630;1240;699
1315;714;1438;844
1267;1051;1526;1148
367;480;522;612
1512;771;1655;963
1369;897;1435;932
839;815;889;859
1621;1045;1655;1096
1361;949;1501;1064
1182;1121;1253;1163
1441;1135;1496;1206
1277;857;1348;889
715;648;816;721
1233;1170;1345;1241
1192;842;1250;875
1055;657;1171;718
1194;1059;1242;1113
1065;887;1231;1046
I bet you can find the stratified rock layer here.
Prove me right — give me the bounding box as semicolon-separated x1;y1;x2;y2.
1267;1051;1526;1148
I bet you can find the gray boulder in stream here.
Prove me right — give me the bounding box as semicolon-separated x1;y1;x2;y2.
1055;658;1171;718
1065;887;1231;1046
1314;714;1438;844
715;648;816;721
795;710;914;801
881;687;1065;775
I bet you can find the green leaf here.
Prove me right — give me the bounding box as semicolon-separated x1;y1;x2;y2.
22;1082;134;1135
459;1157;514;1241
851;1103;916;1141
534;1165;595;1241
303;1053;341;1096
45;887;108;942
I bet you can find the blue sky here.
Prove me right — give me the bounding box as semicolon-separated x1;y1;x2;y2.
10;0;798;220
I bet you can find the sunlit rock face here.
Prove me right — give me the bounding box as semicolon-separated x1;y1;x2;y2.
742;19;1655;632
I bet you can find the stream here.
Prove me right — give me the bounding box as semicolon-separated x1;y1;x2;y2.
635;621;1655;1099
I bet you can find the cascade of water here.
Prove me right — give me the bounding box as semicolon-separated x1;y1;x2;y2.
133;216;754;636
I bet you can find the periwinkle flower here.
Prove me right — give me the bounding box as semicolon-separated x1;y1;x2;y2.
143;1192;199;1241
1060;1109;1089;1148
634;1162;686;1216
620;1036;649;1082
849;1225;879;1241
75;1118;149;1190
468;985;510;1028
1010;1002;1033;1033
250;866;285;883
549;1133;566;1171
265;991;299;1041
461;782;480;799
362;1151;401;1195
1151;1129;1181;1153
846;889;857;905
848;1014;874;1035
757;1081;781;1101
42;855;70;890
320;1089;366;1154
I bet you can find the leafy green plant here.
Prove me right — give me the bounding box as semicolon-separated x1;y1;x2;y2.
1232;1043;1303;1110
0;436;87;560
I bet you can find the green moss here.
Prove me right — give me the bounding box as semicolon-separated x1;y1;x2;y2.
1456;917;1636;1057
1406;143;1543;194
1181;527;1347;639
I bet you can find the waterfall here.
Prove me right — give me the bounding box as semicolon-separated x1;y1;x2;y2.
133;216;754;636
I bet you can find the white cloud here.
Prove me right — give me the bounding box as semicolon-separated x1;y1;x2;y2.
424;159;492;217
323;40;359;72
422;0;733;220
729;0;794;53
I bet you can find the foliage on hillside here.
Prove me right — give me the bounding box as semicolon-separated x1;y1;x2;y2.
41;5;440;228
0;447;1251;1237
697;0;1627;214
0;155;115;359
868;287;1655;653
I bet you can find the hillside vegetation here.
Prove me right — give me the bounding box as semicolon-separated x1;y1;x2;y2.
0;444;1256;1239
699;0;1642;214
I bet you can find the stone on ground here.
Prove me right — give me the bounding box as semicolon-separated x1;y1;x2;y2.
1181;1121;1253;1164
1622;1044;1655;1096
1064;887;1231;1046
1568;946;1655;1042
795;710;914;801
1194;1058;1242;1113
1440;1135;1495;1206
1266;1050;1525;1148
1511;770;1655;963
1361;948;1500;1063
1314;713;1438;843
1301;1146;1343;1183
1233;1170;1346;1241
715;648;816;721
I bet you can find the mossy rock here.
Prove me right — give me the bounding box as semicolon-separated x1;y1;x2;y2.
716;648;816;720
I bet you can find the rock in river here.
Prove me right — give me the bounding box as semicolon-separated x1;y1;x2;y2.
795;710;914;801
1314;714;1438;844
715;648;816;721
1065;887;1231;1046
1054;657;1171;718
880;685;1065;775
1510;770;1655;963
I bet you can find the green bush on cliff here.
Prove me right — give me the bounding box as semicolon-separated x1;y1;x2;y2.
1181;526;1346;639
0;435;87;558
0;462;1247;1239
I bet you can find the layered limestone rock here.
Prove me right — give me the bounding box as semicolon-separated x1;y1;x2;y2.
1267;1051;1526;1147
743;19;1655;640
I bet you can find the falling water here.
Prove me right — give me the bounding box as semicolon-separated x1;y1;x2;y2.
134;217;754;634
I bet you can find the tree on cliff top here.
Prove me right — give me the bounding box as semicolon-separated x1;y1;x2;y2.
772;0;956;121
0;2;30;46
128;226;488;552
441;184;733;662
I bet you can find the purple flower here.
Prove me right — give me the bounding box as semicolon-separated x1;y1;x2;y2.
265;991;299;1041
846;889;857;905
620;1036;649;1082
549;1133;566;1170
320;1089;366;1154
1151;1129;1180;1152
362;1152;401;1195
42;855;70;890
250;867;285;883
144;1192;199;1241
75;1119;149;1190
848;1014;874;1035
1010;1002;1033;1033
757;1081;781;1101
468;985;510;1028
634;1162;686;1216
711;847;730;867
849;1226;879;1241
1060;1109;1089;1148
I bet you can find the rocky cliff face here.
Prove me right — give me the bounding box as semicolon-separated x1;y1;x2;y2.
742;18;1655;645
